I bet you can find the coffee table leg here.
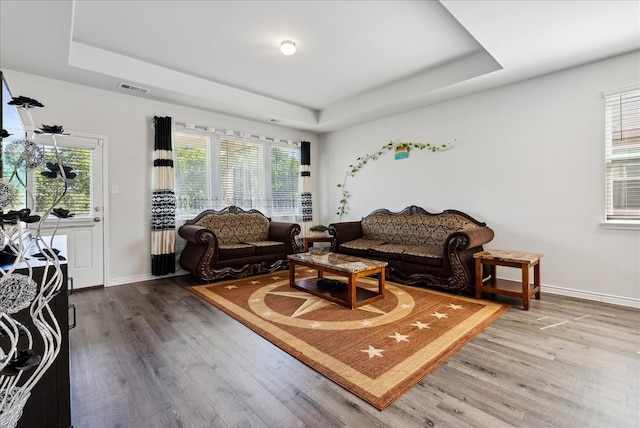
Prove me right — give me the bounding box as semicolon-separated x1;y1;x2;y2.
348;273;356;308
289;261;295;287
475;258;483;300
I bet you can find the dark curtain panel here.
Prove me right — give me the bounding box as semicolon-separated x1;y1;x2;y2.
300;141;312;235
151;116;176;275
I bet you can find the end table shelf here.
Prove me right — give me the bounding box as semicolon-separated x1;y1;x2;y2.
303;235;333;252
292;277;381;307
474;249;542;311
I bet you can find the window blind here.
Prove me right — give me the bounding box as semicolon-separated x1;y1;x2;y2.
219;138;267;212
35;146;93;216
271;144;300;216
174;129;301;220
604;86;640;220
174;132;210;216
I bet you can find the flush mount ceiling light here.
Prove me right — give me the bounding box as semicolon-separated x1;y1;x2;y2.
280;40;296;56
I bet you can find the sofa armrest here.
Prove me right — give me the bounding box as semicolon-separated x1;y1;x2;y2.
455;226;495;249
437;226;494;292
269;222;301;253
328;221;363;250
178;224;218;279
179;224;217;245
443;226;494;254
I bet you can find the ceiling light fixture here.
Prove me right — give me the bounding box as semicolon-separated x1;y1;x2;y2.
280;40;296;56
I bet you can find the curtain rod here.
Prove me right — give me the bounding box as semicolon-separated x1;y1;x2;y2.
173;121;299;146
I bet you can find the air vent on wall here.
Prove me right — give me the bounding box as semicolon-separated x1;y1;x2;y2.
118;82;150;94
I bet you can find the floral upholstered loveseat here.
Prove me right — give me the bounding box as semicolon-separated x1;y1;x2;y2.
328;205;494;294
178;206;300;281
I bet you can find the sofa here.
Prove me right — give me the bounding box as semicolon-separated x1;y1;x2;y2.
178;206;300;281
328;205;494;294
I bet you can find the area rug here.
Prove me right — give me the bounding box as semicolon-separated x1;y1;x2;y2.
188;268;509;410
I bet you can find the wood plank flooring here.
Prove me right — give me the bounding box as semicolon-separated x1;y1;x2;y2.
68;274;639;427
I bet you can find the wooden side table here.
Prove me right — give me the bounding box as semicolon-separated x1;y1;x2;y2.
474;249;542;310
303;235;333;252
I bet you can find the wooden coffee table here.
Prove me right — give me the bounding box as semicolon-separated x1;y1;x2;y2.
287;251;387;309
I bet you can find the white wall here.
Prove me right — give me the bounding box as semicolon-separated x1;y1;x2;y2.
3;69;317;285
317;51;640;307
5;51;638;305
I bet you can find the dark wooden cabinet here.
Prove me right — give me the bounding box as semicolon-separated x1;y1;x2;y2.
1;238;72;428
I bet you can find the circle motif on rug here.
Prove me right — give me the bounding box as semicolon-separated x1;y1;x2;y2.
248;279;415;330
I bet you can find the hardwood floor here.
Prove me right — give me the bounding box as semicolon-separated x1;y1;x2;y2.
68;275;639;428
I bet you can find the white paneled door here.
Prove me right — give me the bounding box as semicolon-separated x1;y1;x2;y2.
35;133;105;289
59;215;104;289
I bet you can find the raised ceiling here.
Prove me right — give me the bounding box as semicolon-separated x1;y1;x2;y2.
1;1;639;133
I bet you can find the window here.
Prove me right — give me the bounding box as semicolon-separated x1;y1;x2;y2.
219;138;266;210
174;132;210;215
174;130;301;220
604;86;640;221
2;139;29;211
2;138;95;217
34;146;93;216
271;144;302;216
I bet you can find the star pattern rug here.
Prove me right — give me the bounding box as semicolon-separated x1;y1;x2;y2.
188;268;509;410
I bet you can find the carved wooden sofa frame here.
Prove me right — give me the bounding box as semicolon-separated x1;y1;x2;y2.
328;205;494;294
178;206;300;281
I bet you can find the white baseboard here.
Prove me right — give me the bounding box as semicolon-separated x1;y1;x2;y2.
107;268;188;287
539;283;639;309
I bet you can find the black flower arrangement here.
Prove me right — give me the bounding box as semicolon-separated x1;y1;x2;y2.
32;247;66;261
1;208;40;224
52;207;74;219
41;162;77;179
8;95;44;109
34;124;68;135
0;349;42;376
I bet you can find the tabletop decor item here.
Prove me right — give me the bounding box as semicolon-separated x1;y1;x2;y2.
308;224;329;236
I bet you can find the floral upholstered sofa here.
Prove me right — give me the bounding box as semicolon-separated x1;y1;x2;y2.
178;206;300;281
328;205;494;294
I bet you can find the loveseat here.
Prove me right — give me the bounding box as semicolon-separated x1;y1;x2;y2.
178;206;300;281
328;205;494;294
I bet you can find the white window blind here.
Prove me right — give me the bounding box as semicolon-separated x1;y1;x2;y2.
174;129;300;219
271;143;300;216
219;138;266;212
20;143;94;217
604;86;640;221
174;132;210;216
2;135;96;216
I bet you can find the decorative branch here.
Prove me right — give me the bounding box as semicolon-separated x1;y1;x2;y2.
0;93;68;427
336;140;454;219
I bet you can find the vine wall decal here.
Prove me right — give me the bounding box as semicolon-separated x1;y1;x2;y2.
336;140;454;219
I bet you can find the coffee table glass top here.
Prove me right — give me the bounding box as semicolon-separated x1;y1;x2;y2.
288;251;387;273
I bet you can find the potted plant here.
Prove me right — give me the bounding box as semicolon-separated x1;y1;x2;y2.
309;224;329;236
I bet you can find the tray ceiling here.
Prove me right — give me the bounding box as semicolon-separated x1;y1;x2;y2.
1;1;638;133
